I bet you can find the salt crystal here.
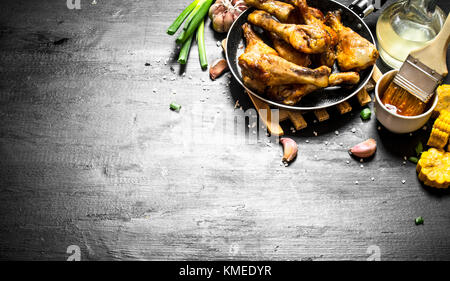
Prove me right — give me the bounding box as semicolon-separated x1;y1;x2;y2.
339;143;343;146
346;160;350;164
162;76;167;80
371;177;375;181
355;181;359;185
313;131;318;136
360;164;364;168
377;126;381;131
335;130;339;135
351;128;356;133
305;140;309;143
402;180;406;184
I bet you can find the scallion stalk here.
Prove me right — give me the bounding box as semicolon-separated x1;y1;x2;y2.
176;0;212;45
196;19;208;69
178;33;194;64
167;0;200;35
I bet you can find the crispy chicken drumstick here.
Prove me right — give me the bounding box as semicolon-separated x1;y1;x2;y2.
238;23;331;87
267;72;360;105
325;10;379;71
247;10;332;54
290;0;338;67
244;0;297;23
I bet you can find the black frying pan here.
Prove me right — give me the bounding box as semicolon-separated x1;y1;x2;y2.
226;0;384;111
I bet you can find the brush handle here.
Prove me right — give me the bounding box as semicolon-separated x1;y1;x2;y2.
410;14;450;77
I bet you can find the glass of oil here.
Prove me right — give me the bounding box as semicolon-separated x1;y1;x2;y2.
376;0;446;69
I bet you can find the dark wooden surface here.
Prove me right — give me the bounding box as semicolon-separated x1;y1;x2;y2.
1;0;450;261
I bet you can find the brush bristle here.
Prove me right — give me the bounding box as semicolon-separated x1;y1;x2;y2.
393;55;443;103
381;80;427;116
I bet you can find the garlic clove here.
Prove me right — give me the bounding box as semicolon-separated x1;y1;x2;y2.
223;12;234;34
209;59;229;80
280;138;298;163
350;138;377;158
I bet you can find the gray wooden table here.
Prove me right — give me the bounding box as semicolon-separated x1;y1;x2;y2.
1;0;449;261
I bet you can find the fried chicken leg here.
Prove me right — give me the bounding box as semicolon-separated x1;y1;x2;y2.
238;23;331;87
248;10;331;54
244;0;297;23
290;0;338;67
267;72;360;105
325;11;379;71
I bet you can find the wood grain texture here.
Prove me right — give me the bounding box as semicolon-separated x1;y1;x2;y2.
0;0;450;261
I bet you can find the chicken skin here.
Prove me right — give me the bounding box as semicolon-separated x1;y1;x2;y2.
248;10;332;54
267;72;360;105
325;10;379;71
238;23;331;87
270;33;311;67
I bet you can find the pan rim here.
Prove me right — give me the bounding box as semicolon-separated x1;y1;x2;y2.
226;0;377;111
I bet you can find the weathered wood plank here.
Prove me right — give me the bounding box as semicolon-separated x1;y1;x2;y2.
0;0;450;261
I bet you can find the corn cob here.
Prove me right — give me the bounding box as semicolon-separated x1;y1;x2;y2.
435;84;450;114
417;148;450;189
427;128;449;149
427;109;450;149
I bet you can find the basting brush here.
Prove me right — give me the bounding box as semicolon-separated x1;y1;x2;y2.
381;15;450;116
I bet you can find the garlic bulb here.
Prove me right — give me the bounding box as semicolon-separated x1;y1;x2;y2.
209;0;248;33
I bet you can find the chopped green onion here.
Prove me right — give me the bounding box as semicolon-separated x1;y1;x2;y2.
360;108;372;120
176;0;213;45
170;102;182;112
167;0;200;35
415;141;423;157
178;33;194;64
415;216;424;225
196;19;208;69
408;157;419;164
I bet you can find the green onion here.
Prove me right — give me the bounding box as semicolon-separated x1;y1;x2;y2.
178;33;194;64
167;0;200;35
170;102;182;112
415;216;424;225
176;0;206;43
360;108;372;120
408;156;419;164
176;0;212;45
196;19;208;69
415;141;423;157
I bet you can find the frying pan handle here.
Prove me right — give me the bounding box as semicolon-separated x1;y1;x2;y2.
349;0;387;18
